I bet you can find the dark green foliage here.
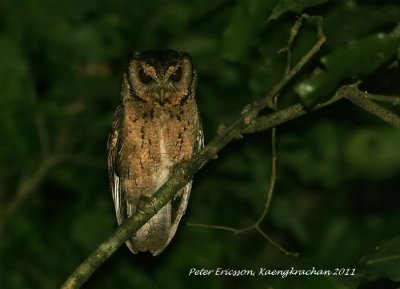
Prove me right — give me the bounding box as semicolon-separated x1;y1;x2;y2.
269;0;328;20
0;0;399;288
296;33;400;107
359;236;400;281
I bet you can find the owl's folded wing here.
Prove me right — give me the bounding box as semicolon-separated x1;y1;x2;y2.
107;105;126;226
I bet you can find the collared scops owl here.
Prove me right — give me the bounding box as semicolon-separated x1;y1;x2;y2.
107;49;203;256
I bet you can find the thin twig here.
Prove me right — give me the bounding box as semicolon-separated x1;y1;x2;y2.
0;128;76;231
364;92;400;106
263;15;325;109
343;84;400;127
255;227;297;257
257;128;276;225
279;15;304;75
189;127;298;257
0;155;63;231
185;223;239;234
26;63;50;158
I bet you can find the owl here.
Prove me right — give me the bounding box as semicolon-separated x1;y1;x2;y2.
107;49;203;256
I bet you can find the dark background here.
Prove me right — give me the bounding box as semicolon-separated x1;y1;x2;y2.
1;0;400;288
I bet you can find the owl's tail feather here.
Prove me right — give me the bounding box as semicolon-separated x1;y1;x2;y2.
152;183;192;256
125;201;172;254
125;182;192;255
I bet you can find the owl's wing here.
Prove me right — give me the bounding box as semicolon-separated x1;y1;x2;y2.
195;121;204;154
107;105;126;225
152;119;204;256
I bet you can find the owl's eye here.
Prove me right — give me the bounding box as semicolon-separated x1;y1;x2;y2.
138;69;152;84
170;67;182;82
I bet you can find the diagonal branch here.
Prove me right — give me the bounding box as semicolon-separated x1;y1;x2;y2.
60;16;400;288
60;15;326;289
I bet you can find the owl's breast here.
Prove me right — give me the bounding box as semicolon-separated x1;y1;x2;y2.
120;102;197;195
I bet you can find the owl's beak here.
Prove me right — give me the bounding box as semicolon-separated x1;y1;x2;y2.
156;88;167;104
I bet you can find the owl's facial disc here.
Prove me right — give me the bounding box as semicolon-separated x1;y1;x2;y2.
135;64;184;105
128;50;194;107
126;49;195;108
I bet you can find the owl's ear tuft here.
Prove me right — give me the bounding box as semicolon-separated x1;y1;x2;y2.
180;51;192;60
131;51;141;58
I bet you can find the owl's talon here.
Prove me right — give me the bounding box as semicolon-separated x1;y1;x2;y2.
217;123;226;134
235;133;243;140
241;104;252;114
137;196;156;215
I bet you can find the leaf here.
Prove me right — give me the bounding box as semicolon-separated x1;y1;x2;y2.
344;128;400;179
269;0;328;21
324;4;400;48
358;236;400;281
222;0;277;61
295;33;400;108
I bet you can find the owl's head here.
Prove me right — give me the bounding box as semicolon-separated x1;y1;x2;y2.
123;49;196;107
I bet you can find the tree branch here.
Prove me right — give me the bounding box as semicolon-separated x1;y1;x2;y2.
60;17;400;289
364;92;400;106
243;85;343;134
26;61;50;158
60;15;326;289
343;84;400;127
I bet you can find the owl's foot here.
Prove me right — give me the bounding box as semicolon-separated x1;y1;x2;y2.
136;196;157;215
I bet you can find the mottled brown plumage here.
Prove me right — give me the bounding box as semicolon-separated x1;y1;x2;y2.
107;50;203;255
